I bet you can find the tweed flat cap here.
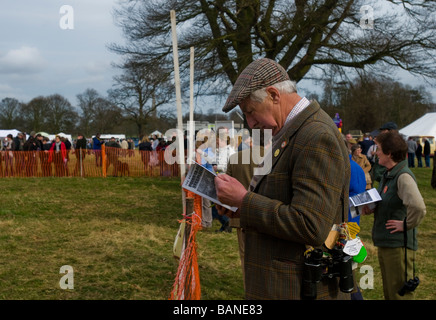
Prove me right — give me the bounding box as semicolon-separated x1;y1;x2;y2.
222;58;290;113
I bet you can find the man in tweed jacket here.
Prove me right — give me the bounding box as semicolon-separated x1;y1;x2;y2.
215;58;351;300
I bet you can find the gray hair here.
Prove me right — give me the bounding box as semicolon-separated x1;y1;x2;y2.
249;80;297;103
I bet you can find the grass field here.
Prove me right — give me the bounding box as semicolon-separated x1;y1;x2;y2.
0;165;434;300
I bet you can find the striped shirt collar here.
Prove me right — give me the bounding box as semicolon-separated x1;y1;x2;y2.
273;97;310;142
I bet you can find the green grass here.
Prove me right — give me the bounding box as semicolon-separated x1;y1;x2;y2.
0;177;243;300
0;164;434;300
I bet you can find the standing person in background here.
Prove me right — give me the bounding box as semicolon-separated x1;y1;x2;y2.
415;140;422;168
41;137;52;176
93;133;104;167
23;132;38;177
346;139;366;300
48;135;67;177
105;137;121;176
128;138;135;157
73;133;87;177
351;144;372;190
407;137;417;168
423;138;431;168
151;134;159;150
121;138;129;157
138;135;153;175
13;132;26;176
3;134;15;177
212;127;235;233
359;133;374;161
62;137;71;176
194;132;215;229
362;130;426;300
432;149;436;189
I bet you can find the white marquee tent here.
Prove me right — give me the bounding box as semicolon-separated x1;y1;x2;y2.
399;113;436;138
93;134;126;141
48;132;73;142
0;129;23;139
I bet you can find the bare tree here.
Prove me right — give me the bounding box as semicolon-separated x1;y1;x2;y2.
0;97;23;130
320;75;433;132
77;88;101;137
20;96;51;133
110;0;436;97
44;94;78;134
108;60;174;136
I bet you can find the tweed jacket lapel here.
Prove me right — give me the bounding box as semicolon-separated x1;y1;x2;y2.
251;100;320;192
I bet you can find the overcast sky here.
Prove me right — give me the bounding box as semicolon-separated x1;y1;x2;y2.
0;0;124;106
1;1;434;113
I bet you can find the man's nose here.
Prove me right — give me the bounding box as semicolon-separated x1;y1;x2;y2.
246;115;257;129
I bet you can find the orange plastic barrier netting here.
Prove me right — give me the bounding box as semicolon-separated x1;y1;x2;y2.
0;147;180;178
170;190;203;300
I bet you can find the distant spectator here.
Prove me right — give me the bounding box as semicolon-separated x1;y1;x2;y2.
156;138;167;151
13;132;25;151
61;137;71;176
407;137;417;168
92;133;104;167
13;132;26;176
415;140;422;168
151;134;159;150
105;137;121;176
73;133;87;176
423;138;431;168
139;136;153;174
128;138;135;157
35;134;44;151
41;137;52;176
48;135;67;177
351;144;372;190
121;138;129;157
359;133;374;160
2;134;15;177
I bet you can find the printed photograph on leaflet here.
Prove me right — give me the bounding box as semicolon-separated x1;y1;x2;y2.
182;162;238;212
349;188;382;218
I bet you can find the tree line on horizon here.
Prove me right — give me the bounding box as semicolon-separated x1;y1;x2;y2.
1;74;434;138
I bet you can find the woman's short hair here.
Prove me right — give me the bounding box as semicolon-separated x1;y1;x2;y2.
375;131;407;163
351;143;361;154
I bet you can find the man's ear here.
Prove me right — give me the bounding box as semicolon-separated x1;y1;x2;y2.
265;86;280;103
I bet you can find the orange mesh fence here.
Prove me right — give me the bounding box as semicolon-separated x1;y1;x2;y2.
0;147;181;178
170;191;203;300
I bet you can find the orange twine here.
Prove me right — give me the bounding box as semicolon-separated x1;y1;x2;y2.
169;190;203;300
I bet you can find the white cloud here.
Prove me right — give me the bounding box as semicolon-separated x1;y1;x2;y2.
0;83;16;95
0;46;47;75
67;75;105;85
84;61;111;75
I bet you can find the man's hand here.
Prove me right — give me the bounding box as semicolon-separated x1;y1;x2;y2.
214;173;247;209
215;204;240;219
361;205;374;216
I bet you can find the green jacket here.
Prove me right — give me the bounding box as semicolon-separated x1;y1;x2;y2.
373;160;418;250
241;100;350;300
